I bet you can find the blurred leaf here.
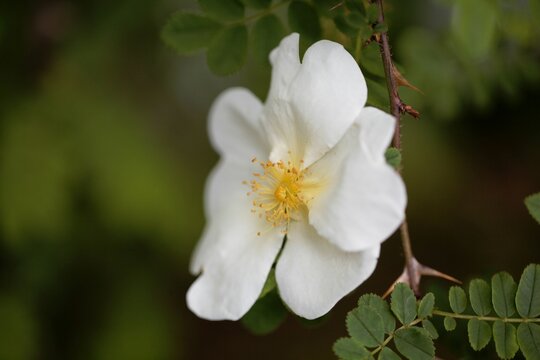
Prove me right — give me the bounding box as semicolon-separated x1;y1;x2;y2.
469;279;492;316
467;319;492;351
346;305;384;347
358;293;395;334
0;296;37;360
385;148;402;169
391;283;417;325
334;15;358;37
525;193;540;224
313;0;342;17
450;0;497;59
491;272;517;318
444;316;456;331
333;338;372;360
259;268;276;299
393;327;434;360
493;320;519;359
287;1;321;45
516;264;540;318
252;15;285;65
449;286;467;314
161;12;222;54
199;0;244;21
345;0;365;14
359;42;385;78
422;319;439;340
366;77;389;110
345;12;366;28
517;323;540;360
241;0;271;9
378;347;401;360
241;290;287;335
366;3;379;24
207;25;248;75
373;22;388;33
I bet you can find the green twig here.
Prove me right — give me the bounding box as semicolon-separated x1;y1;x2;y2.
432;310;540;323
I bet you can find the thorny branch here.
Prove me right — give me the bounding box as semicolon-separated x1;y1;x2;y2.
373;0;458;296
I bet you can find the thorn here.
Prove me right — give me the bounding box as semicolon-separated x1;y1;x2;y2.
382;257;460;299
392;64;423;94
329;1;344;11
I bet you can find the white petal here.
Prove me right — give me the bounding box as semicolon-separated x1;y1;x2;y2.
263;36;367;167
307;113;407;252
189;160;248;274
209;87;268;163
268;33;301;101
356;107;397;162
187;193;284;320
276;220;380;320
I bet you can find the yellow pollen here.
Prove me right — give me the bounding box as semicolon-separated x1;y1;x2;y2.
245;159;308;230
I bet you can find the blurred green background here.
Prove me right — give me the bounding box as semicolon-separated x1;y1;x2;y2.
0;0;539;359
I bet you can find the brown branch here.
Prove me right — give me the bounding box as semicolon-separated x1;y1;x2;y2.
373;0;458;297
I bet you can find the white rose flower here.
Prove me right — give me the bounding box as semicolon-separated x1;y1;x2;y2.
187;33;407;321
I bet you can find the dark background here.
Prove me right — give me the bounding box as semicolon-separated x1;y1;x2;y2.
0;0;539;359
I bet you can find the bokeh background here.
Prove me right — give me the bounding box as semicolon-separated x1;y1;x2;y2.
0;0;539;359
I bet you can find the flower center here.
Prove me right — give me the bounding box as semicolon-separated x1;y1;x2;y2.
246;158;307;231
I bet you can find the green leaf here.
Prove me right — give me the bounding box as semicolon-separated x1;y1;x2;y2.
345;0;365;14
373;22;388;33
333;338;373;360
517;323;540;360
391;283;417;325
346;305;384;348
199;0;244;21
516;264;540;318
241;290;287;335
493;320;519;359
393;328;435;360
207;25;248;75
359;42;385;78
345;12;366;28
259;268;276;299
491;272;517;318
469;279;492;316
384;148;401;169
161;12;222;54
467;319;492;351
240;0;271;10
358;294;396;334
366;3;379;23
287;1;321;44
378;347;401;360
449;286;467;314
251;15;285;66
525;193;540;224
422;319;439;340
444;316;456;331
334;15;357;37
417;293;435;319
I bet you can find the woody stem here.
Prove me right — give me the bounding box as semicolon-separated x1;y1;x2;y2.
373;0;418;294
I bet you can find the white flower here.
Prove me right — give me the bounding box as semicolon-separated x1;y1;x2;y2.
187;33;407;321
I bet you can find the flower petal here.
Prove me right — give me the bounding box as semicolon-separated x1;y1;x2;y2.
263;36;367;167
187;193;284;320
276;220;380;320
209;87;268;163
307;110;406;252
189;159;249;274
268;33;301;101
